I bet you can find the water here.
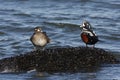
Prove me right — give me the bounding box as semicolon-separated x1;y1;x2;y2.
0;0;120;79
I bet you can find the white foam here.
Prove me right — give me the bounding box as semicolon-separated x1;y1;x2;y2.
27;69;36;73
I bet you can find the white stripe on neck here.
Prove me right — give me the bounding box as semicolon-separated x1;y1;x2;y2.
82;29;97;36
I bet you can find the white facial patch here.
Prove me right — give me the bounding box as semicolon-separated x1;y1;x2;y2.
83;23;85;27
37;29;40;32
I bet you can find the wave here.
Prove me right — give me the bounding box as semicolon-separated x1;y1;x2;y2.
0;9;17;12
43;21;80;28
0;31;6;35
13;13;32;17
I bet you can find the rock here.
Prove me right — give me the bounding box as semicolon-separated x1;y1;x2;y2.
0;47;119;73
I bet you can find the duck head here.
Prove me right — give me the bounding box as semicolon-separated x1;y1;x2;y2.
34;27;43;33
80;20;92;30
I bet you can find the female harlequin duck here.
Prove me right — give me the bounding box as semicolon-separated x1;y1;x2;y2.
30;27;50;50
80;21;99;48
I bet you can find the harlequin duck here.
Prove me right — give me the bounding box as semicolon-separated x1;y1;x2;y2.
30;27;50;50
80;20;98;47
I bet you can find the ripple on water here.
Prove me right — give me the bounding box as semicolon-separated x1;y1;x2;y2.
43;21;80;28
0;31;6;35
13;12;32;17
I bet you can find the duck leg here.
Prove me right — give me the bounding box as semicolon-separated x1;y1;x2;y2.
92;45;95;48
86;44;88;47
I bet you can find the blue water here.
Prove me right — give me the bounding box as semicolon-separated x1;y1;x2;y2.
0;0;120;80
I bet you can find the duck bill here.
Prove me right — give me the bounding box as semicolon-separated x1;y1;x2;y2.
80;25;83;28
80;25;84;31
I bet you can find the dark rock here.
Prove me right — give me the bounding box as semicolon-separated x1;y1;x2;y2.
0;47;119;73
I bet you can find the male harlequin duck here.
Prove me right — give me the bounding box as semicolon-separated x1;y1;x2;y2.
30;27;50;50
80;20;98;47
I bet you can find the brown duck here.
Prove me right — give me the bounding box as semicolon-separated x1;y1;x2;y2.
30;27;50;50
